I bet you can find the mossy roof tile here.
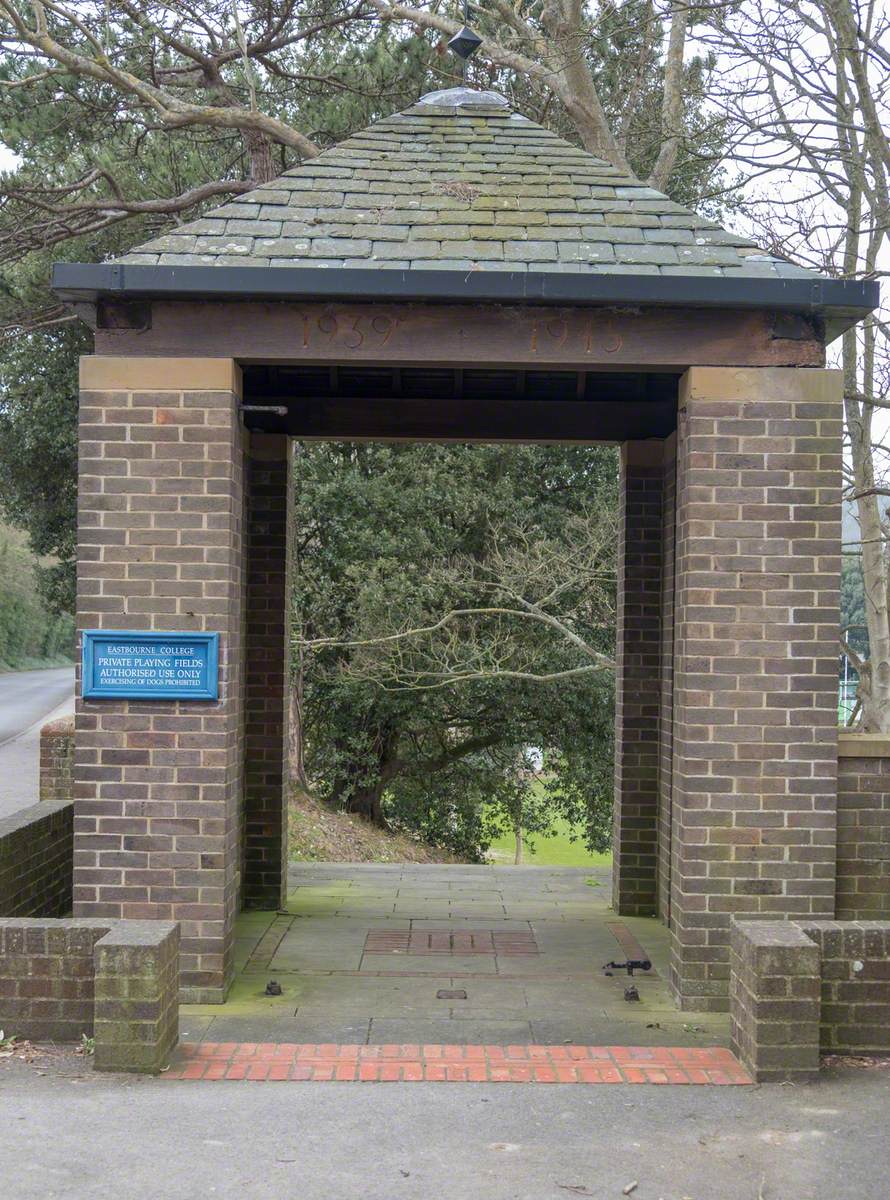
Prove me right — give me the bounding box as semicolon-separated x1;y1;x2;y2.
117;89;824;282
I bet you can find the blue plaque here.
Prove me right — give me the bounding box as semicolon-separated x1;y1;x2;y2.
81;630;219;701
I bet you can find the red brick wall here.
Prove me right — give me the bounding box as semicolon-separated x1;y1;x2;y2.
74;358;246;1003
670;367;842;1011
0;918;108;1041
612;442;664;916
801;919;890;1053
836;736;890;919
243;435;291;910
0;916;179;1072
731;917;890;1081
0;799;73;917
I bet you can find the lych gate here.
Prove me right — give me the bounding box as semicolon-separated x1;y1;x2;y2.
54;88;876;1012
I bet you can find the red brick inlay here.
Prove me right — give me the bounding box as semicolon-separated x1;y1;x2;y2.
364;929;539;956
164;1043;753;1084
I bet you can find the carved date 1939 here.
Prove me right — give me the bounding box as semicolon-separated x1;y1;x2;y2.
300;311;401;349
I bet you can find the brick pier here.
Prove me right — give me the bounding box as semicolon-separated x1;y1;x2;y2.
669;367;842;1010
75;358;246;1003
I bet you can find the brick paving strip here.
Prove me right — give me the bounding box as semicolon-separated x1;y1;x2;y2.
605;922;659;977
164;1044;753;1084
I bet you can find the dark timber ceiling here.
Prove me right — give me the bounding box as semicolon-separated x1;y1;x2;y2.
242;365;679;442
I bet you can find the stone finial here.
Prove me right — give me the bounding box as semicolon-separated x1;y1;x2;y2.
416;86;509;108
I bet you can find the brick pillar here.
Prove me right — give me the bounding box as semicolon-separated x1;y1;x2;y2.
93;921;180;1074
730;919;821;1083
612;441;664;916
670;366;842;1011
658;433;677;924
74;356;246;1004
39;716;75;802
243;434;291;910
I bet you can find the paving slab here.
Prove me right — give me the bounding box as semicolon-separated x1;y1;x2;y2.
367;1017;536;1043
361;953;500;974
178;863;732;1047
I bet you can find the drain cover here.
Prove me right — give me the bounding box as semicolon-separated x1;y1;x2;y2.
436;989;467;1000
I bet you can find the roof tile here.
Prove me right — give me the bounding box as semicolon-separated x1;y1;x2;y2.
117;89;823;285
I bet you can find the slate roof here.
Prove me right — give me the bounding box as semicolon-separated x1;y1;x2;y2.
118;88;813;281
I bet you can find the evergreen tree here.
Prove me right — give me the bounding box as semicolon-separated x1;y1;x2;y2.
292;442;617;857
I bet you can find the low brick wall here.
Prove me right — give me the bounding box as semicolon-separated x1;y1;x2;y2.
837;733;890;919
730;920;821;1083
803;920;890;1054
0;918;179;1073
39;716;74;803
0;799;73;917
731;918;890;1082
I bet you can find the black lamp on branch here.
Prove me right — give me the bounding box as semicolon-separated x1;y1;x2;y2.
448;2;483;80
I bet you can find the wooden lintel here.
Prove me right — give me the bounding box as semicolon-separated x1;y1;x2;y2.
242;394;678;443
94;300;825;370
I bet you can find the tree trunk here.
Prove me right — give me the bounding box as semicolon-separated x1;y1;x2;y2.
288;656;310;793
842;159;890;733
341;728;400;828
845;349;890;733
648;0;687;190
513;817;523;864
540;0;633;173
244;128;277;184
346;782;388;826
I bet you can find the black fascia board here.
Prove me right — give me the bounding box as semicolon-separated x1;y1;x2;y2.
52;261;878;328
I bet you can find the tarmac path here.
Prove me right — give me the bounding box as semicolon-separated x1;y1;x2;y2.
0;666;74;819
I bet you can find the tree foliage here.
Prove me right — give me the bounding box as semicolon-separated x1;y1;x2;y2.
0;518;74;667
292;442;617;858
0;322;85;612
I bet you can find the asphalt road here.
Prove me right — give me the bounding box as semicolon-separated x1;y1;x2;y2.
1;1052;889;1200
0;667;74;819
0;667;74;748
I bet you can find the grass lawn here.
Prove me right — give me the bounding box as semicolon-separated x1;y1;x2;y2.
486;814;612;868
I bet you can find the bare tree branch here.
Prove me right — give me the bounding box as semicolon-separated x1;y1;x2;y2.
0;0;321;158
0;174;252;260
648;0;688;189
